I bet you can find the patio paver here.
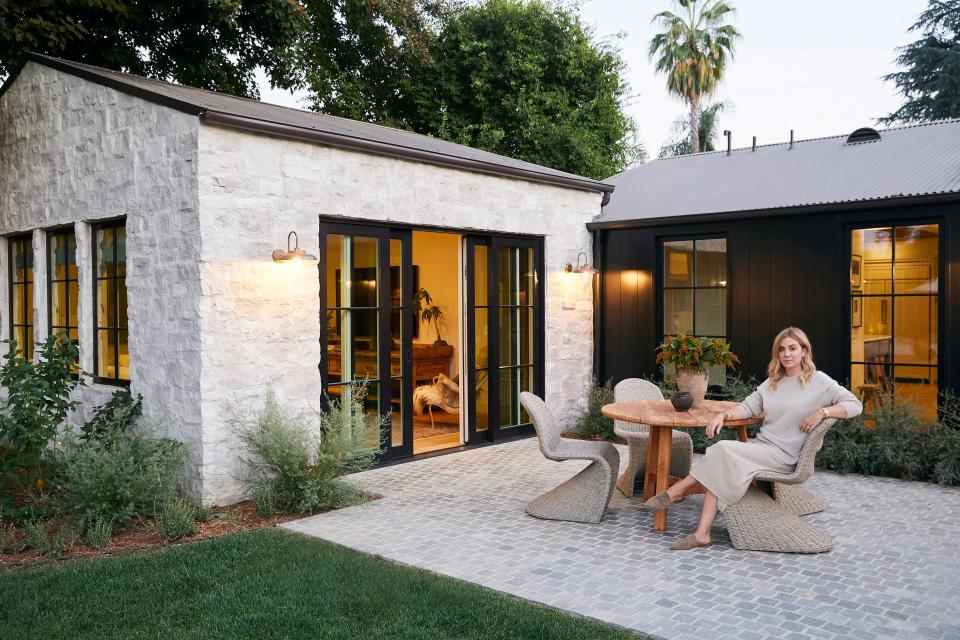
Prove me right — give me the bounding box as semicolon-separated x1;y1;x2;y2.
283;438;960;640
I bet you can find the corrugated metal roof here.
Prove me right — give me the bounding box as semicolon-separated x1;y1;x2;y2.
9;55;612;195
596;120;960;225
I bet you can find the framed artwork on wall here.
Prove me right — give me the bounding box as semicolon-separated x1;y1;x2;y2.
851;292;862;328
850;254;862;288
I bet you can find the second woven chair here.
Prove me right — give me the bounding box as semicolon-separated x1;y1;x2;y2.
519;391;620;524
611;378;693;497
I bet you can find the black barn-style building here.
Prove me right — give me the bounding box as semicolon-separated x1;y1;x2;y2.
592;120;960;418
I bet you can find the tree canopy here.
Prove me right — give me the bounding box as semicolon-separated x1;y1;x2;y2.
881;0;960;125
658;101;728;157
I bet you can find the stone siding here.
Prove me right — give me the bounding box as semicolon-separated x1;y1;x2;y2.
197;125;599;504
0;63;205;494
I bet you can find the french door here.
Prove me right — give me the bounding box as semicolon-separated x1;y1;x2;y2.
319;221;413;460
465;235;545;442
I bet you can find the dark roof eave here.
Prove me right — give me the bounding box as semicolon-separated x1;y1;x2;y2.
201;111;614;195
587;191;960;230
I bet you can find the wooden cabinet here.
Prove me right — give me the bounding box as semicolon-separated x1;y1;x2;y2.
327;344;454;387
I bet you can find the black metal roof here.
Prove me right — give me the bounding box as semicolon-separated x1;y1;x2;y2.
3;54;613;195
594;119;960;228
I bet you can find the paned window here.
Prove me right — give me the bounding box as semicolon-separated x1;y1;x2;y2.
94;221;129;382
9;235;34;356
662;238;728;385
48;229;79;356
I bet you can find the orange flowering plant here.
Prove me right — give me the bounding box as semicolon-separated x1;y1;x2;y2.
655;333;740;374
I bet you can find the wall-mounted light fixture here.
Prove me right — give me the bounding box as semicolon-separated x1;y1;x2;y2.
564;251;598;275
272;231;318;262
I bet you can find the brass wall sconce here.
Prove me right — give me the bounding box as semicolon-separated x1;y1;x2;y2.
564;251;598;274
272;231;317;262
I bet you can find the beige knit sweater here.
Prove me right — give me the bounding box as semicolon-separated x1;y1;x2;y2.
727;371;862;465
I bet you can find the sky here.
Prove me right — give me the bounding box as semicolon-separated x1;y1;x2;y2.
257;0;929;164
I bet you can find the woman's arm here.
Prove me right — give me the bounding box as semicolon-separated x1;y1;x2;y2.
706;386;764;437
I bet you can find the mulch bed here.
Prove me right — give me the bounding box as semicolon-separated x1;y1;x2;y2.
1;496;379;571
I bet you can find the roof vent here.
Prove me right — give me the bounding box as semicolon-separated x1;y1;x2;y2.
846;127;882;144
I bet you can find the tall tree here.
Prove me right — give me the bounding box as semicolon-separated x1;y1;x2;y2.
405;0;643;180
648;0;740;154
880;0;960;124
0;0;306;98
658;101;728;157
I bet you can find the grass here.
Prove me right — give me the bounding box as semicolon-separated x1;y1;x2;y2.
0;528;641;640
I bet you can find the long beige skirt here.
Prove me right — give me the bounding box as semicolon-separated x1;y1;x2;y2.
689;440;795;511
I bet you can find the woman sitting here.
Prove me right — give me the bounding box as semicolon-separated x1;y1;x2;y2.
644;327;862;550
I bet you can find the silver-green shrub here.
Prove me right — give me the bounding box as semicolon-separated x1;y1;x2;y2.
85;515;112;549
570;377;615;440
252;484;277;518
156;497;197;541
234;386;384;514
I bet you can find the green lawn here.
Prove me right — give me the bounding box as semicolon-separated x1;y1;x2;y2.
0;528;641;639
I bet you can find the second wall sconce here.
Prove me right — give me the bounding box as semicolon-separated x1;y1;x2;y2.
564;251;598;275
272;231;318;262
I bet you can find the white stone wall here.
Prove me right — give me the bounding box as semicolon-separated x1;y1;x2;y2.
0;63;205;494
197;125;599;504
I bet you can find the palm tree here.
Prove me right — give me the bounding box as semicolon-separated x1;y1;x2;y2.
658;101;729;158
648;0;741;154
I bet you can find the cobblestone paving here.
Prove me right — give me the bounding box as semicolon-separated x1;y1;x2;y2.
284;438;960;639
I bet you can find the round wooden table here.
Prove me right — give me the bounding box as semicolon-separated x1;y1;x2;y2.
601;399;763;533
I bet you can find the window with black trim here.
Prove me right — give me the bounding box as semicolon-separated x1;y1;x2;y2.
9;235;34;356
48;229;79;358
93;221;129;383
662;237;728;384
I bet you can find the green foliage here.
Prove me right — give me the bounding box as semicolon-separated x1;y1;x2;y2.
0;334;82;491
253;485;278;518
413;287;445;343
20;520;48;553
656;333;739;373
649;0;741;153
80;388;143;447
571;378;616;440
52;430;186;530
881;0;960;124
234;387;384;514
0;517;17;553
658;101;729;157
84;515;112;549
193;503;213;523
156;497;197;541
48;524;78;557
0;0;307;97
816;393;960;485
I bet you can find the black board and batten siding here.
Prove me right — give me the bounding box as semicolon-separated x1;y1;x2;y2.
593;203;959;395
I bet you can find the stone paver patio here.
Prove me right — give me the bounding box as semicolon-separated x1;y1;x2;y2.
284;438;960;640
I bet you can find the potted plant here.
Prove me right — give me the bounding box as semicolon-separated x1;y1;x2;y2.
413;288;447;346
655;334;739;407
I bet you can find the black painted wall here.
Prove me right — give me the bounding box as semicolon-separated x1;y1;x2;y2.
594;203;958;393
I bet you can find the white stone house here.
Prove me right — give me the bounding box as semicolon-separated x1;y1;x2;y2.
0;55;612;504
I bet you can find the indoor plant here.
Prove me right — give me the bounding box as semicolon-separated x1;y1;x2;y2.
655;334;740;406
413;288;447;346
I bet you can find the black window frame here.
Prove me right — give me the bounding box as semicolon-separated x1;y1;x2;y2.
92;219;129;386
8;233;35;358
47;226;80;360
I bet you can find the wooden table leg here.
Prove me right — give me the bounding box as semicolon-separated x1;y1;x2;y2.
736;424;748;443
653;425;673;532
642;425;660;502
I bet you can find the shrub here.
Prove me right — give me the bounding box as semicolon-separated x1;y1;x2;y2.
234;387;384;514
570;378;615;440
252;485;277;518
85;515;112;549
0;334;82;495
80;389;143;447
0;518;17;553
52;429;186;530
193;503;213;523
156;497;197;541
20;520;48;553
48;524;78;557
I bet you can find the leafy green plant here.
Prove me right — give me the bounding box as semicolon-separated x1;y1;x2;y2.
80;389;143;447
656;333;740;373
85;516;112;549
193;503;213;523
156;497;197;541
52;430;186;530
413;287;446;345
19;520;48;553
570;378;615;440
234;386;384;514
0;334;82;493
48;524;79;557
0;518;17;553
252;485;277;518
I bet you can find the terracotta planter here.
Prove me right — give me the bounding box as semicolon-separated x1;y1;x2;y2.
676;369;708;407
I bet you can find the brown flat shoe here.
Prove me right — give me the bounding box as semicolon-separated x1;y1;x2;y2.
642;491;673;509
670;533;711;550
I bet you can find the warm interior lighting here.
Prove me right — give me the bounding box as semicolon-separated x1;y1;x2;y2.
564;251;598;274
272;231;318;262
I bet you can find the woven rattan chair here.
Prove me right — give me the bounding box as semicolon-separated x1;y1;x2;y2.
724;417;838;553
612;378;693;497
520;392;620;524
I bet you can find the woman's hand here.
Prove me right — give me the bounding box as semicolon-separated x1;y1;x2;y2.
799;410;823;433
705;412;726;438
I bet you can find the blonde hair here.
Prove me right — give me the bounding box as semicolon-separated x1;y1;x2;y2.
767;327;816;389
